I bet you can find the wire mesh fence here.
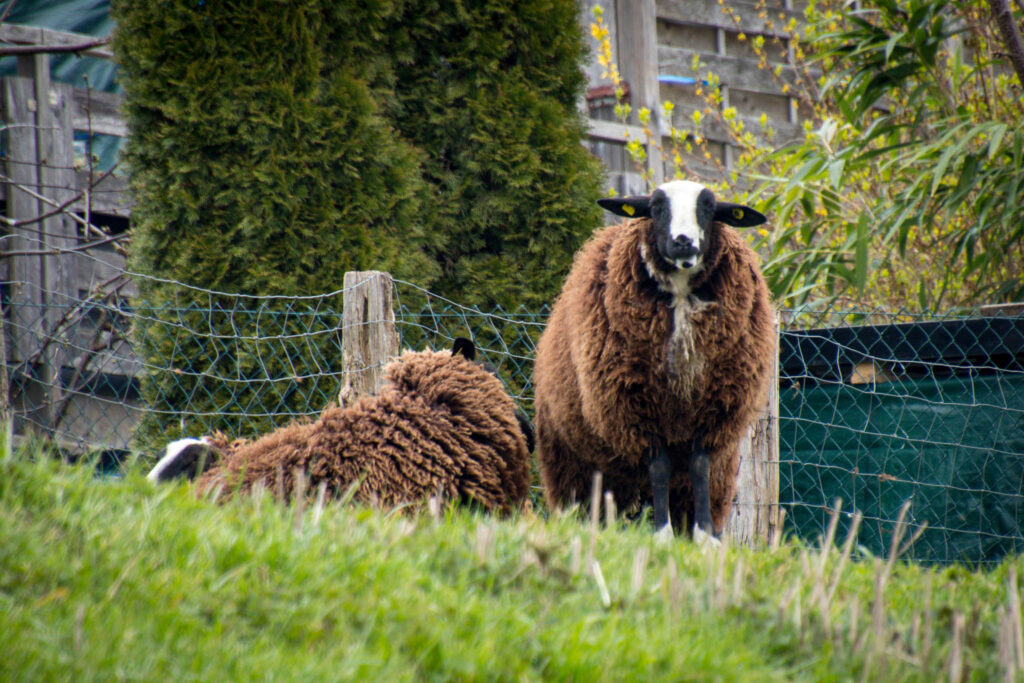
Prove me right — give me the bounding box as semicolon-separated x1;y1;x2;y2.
2;270;1023;564
779;306;1024;565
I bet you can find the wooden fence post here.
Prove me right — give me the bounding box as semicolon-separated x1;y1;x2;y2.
724;314;781;546
338;271;399;405
615;0;664;186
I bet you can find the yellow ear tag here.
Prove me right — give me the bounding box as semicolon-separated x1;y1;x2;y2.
622;204;636;216
733;208;744;220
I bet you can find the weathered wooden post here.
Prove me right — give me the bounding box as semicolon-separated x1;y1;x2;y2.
614;0;664;186
724;316;781;546
338;271;399;405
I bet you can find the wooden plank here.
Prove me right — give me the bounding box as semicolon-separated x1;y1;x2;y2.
38;76;78;437
70;88;126;137
587;117;648;143
725;315;780;546
0;24;113;59
3;77;43;363
338;271;399;404
657;0;801;37
3;75;50;431
660;45;799;96
667;103;804;147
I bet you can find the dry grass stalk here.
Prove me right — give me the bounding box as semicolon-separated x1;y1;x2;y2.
586;471;602;571
872;558;886;655
252;479;266;506
714;535;728;610
812;499;843;635
732;557;745;605
570;535;582;576
604;490;616;528
1009;567;1024;670
818;498;843;576
312;481;327;527
591;559;611;608
922;573;934;665
631;546;649;597
826;510;862;605
74;603;85;653
947;611;965;683
476;523;495;563
293;467;307;532
666;557;681;614
771;507;787;551
999;608;1016;682
428;495;442;522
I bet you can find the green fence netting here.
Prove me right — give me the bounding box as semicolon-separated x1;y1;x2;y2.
3;276;1023;564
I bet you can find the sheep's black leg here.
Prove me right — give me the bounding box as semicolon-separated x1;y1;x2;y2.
649;443;671;533
690;445;714;535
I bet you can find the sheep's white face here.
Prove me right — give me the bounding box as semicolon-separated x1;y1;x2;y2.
649;180;716;272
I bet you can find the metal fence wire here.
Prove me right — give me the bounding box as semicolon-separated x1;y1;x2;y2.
3;274;1023;565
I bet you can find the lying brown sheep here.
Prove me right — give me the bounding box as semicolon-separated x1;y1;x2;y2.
148;339;533;515
533;180;775;538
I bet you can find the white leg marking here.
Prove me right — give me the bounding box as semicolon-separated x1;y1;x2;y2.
693;523;721;551
654;523;675;545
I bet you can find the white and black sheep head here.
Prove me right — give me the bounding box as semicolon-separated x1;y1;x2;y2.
598;180;766;275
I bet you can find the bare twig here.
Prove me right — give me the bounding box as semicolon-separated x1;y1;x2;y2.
988;0;1024;87
0;163;120;232
51;307;114;428
15;273;130;377
3;232;128;257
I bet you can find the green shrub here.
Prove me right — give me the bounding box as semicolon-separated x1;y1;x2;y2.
114;0;434;445
387;0;606;310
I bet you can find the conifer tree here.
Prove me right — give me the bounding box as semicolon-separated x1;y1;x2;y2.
114;0;434;443
387;0;606;310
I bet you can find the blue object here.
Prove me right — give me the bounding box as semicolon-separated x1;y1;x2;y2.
658;75;709;87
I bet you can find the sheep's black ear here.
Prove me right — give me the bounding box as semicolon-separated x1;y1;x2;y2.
452;337;476;361
598;195;651;218
714;202;766;227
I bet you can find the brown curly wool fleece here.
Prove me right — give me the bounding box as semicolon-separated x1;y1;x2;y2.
195;349;532;515
533;217;775;532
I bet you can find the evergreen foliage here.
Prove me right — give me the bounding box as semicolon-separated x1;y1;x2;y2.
387;0;606;310
113;0;434;443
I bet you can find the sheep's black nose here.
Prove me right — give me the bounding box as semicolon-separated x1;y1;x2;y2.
671;236;700;258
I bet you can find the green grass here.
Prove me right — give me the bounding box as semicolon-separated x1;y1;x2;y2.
1;445;1020;681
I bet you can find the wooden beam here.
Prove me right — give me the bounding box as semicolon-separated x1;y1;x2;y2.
0;24;113;59
587;117;649;143
657;0;801;38
70;89;126;138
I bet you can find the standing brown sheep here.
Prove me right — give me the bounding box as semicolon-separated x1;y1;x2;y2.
149;339;533;515
533;180;775;537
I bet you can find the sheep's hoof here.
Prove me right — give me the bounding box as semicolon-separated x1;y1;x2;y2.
654;524;674;545
693;524;721;551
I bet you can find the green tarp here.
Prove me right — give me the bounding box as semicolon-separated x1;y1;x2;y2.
781;372;1024;564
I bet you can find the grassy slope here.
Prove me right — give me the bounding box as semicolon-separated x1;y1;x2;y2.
1;450;1019;681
